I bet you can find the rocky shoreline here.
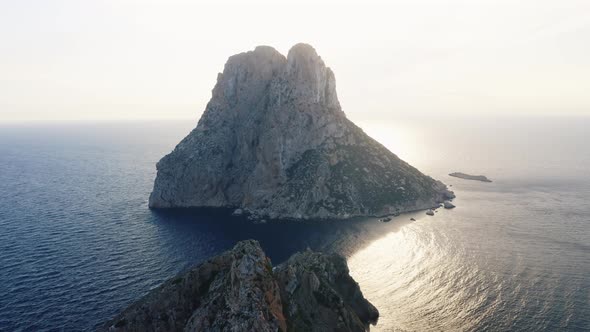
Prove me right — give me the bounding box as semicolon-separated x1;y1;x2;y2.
100;240;378;332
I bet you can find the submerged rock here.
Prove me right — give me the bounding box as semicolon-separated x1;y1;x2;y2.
100;240;378;332
449;172;492;182
426;209;435;216
149;43;453;220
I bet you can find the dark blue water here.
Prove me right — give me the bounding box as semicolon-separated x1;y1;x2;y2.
0;121;377;331
0;118;589;331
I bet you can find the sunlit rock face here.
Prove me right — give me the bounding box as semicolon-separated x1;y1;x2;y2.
149;43;453;219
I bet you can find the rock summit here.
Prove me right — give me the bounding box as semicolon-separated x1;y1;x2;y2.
100;240;378;332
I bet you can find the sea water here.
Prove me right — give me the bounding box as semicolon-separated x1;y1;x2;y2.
349;116;590;331
0;116;588;331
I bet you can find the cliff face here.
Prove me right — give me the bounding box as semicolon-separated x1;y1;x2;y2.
274;250;379;331
149;43;453;219
100;240;378;332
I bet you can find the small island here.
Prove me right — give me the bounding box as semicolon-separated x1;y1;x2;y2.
449;172;492;183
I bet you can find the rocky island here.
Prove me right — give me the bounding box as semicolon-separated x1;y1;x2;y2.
100;240;378;332
149;43;453;220
449;172;492;183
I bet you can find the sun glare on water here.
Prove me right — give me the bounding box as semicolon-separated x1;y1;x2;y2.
348;218;494;331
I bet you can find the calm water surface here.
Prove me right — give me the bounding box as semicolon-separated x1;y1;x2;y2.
350;116;590;331
0;116;588;331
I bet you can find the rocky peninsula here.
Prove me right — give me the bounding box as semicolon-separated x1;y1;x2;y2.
149;43;453;220
449;172;492;183
100;240;378;332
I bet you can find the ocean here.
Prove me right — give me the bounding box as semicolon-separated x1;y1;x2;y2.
0;116;588;331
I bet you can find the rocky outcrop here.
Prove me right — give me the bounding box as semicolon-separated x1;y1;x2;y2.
100;240;378;332
274;250;379;332
449;172;492;183
443;201;455;209
99;240;285;332
149;43;453;219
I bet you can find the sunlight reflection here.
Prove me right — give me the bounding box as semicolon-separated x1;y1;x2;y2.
355;120;422;165
348;221;485;332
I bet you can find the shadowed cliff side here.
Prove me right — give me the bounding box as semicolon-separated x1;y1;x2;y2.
100;240;378;332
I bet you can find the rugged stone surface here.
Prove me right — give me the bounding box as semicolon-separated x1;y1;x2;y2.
100;240;378;332
149;43;453;219
99;240;285;332
274;249;379;332
449;172;492;183
443;201;456;209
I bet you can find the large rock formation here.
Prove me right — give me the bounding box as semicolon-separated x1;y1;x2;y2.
149;43;453;219
100;240;378;332
274;250;379;331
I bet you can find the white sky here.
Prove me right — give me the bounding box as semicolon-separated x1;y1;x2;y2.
1;0;589;122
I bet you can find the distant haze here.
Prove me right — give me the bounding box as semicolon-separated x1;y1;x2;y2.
1;0;589;122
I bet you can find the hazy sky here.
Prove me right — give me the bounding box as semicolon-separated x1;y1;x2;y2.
1;0;589;122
